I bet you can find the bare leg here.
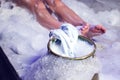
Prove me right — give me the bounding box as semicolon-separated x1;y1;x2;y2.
45;0;86;26
13;0;105;38
12;0;62;29
45;0;106;37
16;0;90;36
34;0;62;29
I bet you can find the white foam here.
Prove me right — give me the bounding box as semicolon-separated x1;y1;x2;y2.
63;0;120;27
0;1;49;77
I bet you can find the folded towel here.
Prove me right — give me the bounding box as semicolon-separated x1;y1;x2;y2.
49;23;79;57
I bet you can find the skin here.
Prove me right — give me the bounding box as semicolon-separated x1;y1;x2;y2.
45;0;106;38
45;0;86;26
12;0;106;38
34;0;62;29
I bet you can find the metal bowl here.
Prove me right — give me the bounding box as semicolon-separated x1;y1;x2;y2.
47;35;96;60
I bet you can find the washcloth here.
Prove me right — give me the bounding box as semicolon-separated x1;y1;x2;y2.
49;23;79;57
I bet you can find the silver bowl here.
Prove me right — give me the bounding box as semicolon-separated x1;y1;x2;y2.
48;35;96;60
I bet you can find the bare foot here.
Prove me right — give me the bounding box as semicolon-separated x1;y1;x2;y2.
79;24;106;38
86;25;106;38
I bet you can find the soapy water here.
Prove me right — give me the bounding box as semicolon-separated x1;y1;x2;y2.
0;0;120;80
50;38;94;58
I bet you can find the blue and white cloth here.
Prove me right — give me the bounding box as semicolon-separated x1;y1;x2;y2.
49;23;81;57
